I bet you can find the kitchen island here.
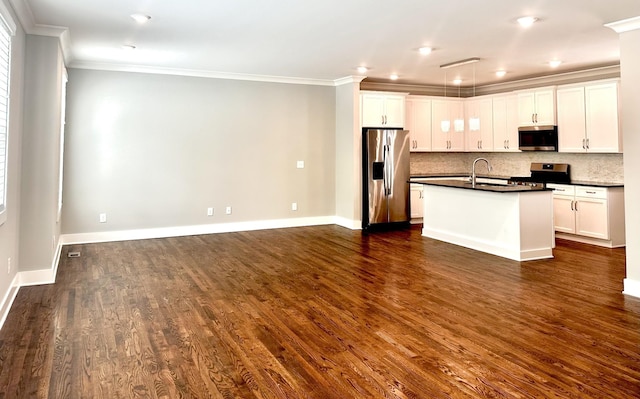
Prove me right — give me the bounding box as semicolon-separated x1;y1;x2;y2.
413;179;554;261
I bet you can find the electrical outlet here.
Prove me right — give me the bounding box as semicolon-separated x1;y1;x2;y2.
225;206;232;215
291;202;297;211
7;257;10;274
207;207;214;216
99;213;107;223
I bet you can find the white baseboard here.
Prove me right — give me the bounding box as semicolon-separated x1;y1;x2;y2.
61;216;338;245
334;216;361;230
0;274;20;330
623;278;640;298
555;232;625;248
18;238;63;286
0;238;64;330
422;227;553;262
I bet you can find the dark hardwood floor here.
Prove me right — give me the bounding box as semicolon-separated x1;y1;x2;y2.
0;225;638;398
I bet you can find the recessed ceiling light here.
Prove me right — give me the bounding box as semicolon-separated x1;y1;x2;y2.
357;66;369;74
131;13;151;24
389;74;399;81
496;70;507;78
549;60;562;68
122;44;136;51
453;78;462;85
418;47;432;55
517;16;538;28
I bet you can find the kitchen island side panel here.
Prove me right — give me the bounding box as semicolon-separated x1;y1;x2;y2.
421;185;553;261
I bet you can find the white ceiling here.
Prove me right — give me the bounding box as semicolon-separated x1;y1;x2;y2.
10;0;640;86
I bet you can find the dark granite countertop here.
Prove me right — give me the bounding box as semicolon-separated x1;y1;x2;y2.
554;180;624;188
410;174;624;188
411;179;552;193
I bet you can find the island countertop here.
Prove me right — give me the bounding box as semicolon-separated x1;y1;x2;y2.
410;174;623;188
411;179;552;193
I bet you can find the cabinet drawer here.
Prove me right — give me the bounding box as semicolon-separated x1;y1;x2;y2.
548;184;575;196
575;186;607;199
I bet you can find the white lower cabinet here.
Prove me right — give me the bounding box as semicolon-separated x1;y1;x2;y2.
410;184;424;221
548;184;625;247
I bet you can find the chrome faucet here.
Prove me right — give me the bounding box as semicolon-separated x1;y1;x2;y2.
471;157;492;187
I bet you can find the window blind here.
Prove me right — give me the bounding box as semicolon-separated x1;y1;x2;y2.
0;18;10;220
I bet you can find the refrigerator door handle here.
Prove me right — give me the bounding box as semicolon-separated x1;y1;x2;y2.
383;144;390;195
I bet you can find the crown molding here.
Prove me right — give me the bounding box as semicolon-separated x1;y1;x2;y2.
473;64;620;95
605;16;640;34
69;61;340;86
362;64;621;97
334;75;366;86
9;0;71;63
9;0;65;36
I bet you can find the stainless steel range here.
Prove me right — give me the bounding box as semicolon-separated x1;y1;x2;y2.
509;163;570;188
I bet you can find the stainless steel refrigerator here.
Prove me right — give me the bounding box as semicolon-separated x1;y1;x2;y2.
362;128;411;230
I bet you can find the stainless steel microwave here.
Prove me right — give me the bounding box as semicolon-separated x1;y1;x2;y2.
518;125;558;151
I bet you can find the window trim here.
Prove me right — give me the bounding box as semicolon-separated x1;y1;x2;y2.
0;2;15;226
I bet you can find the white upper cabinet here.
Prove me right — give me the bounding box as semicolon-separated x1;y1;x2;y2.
361;91;406;128
517;87;556;126
465;96;493;151
557;80;621;153
492;94;520;152
585;82;621;152
431;99;465;151
557;86;587;152
405;96;432;151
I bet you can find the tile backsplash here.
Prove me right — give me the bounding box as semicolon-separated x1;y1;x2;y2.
410;152;624;183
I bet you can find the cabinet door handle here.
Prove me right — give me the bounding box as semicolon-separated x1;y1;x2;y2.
586;138;590;149
574;201;578;211
571;200;575;211
506;139;509;149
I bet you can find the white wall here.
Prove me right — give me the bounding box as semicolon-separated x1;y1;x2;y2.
334;80;362;228
62;69;337;235
619;28;640;295
0;0;25;325
18;35;65;272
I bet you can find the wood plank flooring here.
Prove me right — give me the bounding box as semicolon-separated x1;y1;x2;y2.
0;225;638;398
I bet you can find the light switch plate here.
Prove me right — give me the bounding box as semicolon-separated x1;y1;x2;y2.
296;160;304;169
